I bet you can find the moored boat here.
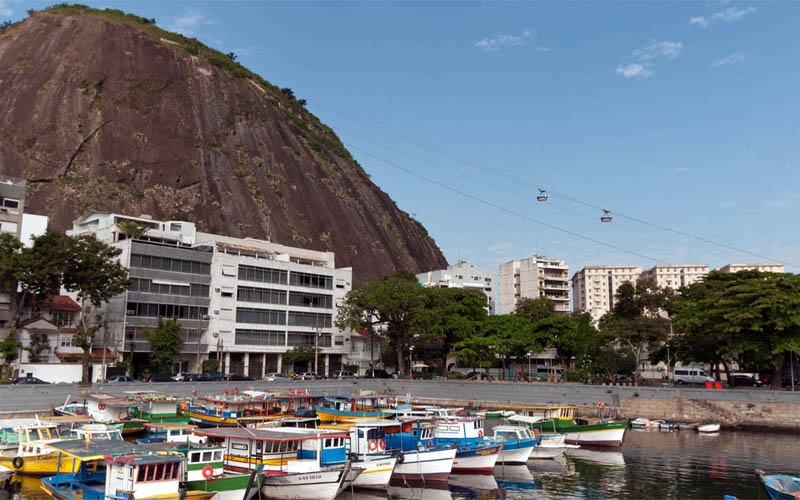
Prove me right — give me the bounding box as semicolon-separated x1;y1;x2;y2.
756;469;800;500
0;420;78;476
179;391;282;427
54;392;147;435
434;416;503;474
698;423;721;433
314;394;395;423
514;405;627;447
490;425;538;465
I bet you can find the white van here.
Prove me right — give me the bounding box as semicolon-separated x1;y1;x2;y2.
673;367;714;385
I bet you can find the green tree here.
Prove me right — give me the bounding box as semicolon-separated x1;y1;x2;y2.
599;280;672;386
455;314;536;380
337;274;426;373
418;287;487;373
61;234;130;384
514;297;556;323
26;333;51;363
145;317;184;375
283;345;315;368
0;337;21;379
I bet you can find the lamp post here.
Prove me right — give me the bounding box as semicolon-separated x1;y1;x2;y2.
314;326;321;375
409;345;415;379
527;352;532;382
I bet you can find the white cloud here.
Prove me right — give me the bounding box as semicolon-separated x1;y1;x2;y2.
616;63;654;79
710;52;751;67
632;40;683;61
0;0;12;18
689;6;758;28
617;40;681;78
167;8;215;36
474;29;532;52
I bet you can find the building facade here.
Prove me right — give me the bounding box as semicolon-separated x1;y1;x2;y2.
717;263;785;273
571;265;642;323
416;261;495;314
68;213;353;379
498;256;570;315
638;264;709;291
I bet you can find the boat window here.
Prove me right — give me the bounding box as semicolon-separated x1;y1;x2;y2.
154;463;164;481
146;464;157;482
202;451;213;462
137;465;146;482
190;452;200;463
164;462;174;480
213;451;222;461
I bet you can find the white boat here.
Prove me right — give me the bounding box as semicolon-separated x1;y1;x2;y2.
529;432;578;459
434;416;503;473
698;423;721;433
490;425;537;465
323;421;397;490
196;427;361;500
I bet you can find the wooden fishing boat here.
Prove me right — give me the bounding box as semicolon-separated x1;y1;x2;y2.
433;416;503;474
54;392;147;435
514;405;627;447
314;394;396;423
40;440;220;500
179;391;282;427
195;427;361;500
490;425;539;465
756;469;800;500
697;423;721;433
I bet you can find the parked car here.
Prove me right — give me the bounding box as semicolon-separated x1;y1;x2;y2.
224;373;254;382
106;375;137;383
292;372;321;381
334;370;357;379
781;376;799;388
730;374;762;387
186;373;209;382
172;372;191;382
12;376;49;385
146;374;176;383
264;372;290;382
364;369;391;379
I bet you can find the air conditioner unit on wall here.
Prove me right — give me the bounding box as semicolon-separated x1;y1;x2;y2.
202;315;211;320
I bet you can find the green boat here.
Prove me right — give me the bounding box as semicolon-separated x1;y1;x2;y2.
510;404;628;448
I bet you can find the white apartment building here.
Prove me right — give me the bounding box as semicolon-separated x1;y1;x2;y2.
68;212;353;378
572;265;642;323
498;256;570;315
639;265;709;291
717;263;785;273
416;261;495;314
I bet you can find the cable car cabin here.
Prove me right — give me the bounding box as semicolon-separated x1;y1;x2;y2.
537;189;548;201
600;210;612;222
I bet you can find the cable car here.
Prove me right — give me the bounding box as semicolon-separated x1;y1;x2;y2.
600;209;612;222
537;189;548;202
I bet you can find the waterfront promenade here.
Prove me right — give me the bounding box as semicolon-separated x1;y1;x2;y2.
2;379;800;430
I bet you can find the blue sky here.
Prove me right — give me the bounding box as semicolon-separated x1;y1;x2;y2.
3;1;799;278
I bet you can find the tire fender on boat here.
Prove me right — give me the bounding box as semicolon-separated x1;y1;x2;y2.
12;456;23;469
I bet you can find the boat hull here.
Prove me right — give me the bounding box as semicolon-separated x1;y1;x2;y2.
497;444;534;465
186;472;263;500
451;443;502;474
0;453;80;476
392;447;456;484
352;456;396;490
314;407;387;424
756;470;800;500
564;423;627;447
260;464;354;500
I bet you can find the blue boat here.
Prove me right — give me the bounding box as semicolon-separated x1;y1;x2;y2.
490;425;540;465
756;469;800;500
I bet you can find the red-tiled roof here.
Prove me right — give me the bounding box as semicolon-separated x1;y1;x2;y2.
43;296;81;312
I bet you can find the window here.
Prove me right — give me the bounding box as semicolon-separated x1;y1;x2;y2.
238;286;286;305
289;271;333;290
130;254;210;275
126;302;207;320
235;329;285;346
238;265;287;285
287;311;331;328
60;337;74;348
236;307;286;325
1;198;19;209
288;292;332;309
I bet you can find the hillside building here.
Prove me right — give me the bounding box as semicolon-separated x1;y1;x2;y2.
416;261;495;314
716;263;785;273
571;265;642;322
638;265;709;291
498;256;570;315
67;212;353;379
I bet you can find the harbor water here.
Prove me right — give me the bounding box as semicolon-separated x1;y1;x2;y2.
3;427;796;500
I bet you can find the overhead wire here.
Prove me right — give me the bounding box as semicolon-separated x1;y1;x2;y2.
317;102;796;270
344;142;671;266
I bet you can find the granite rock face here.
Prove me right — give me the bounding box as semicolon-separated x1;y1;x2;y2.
0;8;447;283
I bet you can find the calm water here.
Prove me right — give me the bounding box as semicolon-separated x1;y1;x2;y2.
3;429;796;500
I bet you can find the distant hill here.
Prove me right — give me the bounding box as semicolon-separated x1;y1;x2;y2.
0;5;447;283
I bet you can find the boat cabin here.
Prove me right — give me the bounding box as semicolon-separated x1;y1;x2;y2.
144;422;207;444
105;453;185;499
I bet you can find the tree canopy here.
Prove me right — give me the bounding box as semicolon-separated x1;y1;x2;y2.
146;317;184;375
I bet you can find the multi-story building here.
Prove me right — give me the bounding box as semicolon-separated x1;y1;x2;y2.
68;213;354;379
416;261;495;314
498;256;570;315
571;265;642;323
0;179;25;239
716;263;785;273
639;265;709;291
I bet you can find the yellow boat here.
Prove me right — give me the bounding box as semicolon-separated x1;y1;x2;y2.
0;420;79;476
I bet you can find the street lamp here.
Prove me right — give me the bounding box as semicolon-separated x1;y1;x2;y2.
409;345;415;378
527;352;532;381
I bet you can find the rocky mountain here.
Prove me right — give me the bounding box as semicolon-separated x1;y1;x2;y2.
0;5;447;283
